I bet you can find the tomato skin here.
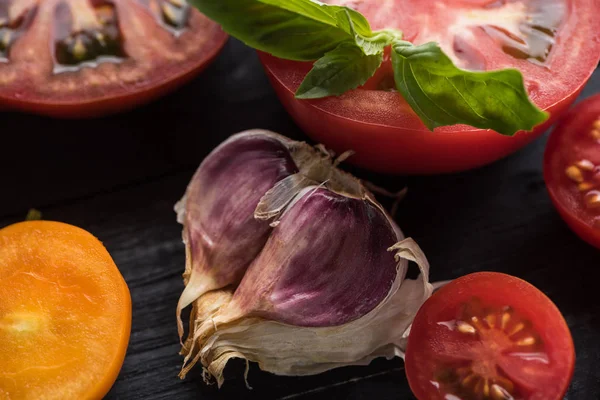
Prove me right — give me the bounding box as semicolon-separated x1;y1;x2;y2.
260;52;583;175
405;272;575;400
0;34;227;119
544;94;600;249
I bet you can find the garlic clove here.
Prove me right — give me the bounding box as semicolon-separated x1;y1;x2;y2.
224;187;402;328
176;130;299;342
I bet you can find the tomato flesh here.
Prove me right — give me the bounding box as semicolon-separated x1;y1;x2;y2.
260;0;600;174
0;0;227;117
405;272;574;400
544;94;600;249
0;221;131;399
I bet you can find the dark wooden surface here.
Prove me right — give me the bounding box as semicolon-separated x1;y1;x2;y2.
1;38;599;400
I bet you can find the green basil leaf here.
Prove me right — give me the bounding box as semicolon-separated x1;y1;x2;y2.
261;0;373;37
189;0;375;61
391;41;549;135
295;42;383;99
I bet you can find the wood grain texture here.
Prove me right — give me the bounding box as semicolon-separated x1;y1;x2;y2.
1;39;599;399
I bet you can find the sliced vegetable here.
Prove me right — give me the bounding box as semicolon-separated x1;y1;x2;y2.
258;0;600;173
191;0;547;135
544;94;600;249
405;272;575;400
0;0;227;117
176;129;433;384
0;221;131;399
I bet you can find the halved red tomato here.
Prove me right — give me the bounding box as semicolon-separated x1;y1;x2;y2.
0;0;227;118
405;272;575;400
544;94;600;249
259;0;600;174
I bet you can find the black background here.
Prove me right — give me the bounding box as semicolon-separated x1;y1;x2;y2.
1;39;599;399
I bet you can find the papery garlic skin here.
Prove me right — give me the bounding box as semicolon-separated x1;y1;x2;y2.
175;131;299;339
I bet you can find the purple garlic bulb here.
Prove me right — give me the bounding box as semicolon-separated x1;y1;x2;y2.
176;131;433;385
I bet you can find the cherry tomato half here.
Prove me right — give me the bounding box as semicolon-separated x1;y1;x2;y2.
405;272;575;400
0;0;227;118
544;94;600;249
259;0;600;174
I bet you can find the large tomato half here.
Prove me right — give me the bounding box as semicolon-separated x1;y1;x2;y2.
259;0;600;174
405;272;575;400
0;0;227;117
544;94;600;249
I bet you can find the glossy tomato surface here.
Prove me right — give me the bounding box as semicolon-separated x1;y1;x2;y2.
544;94;600;249
405;272;575;400
0;0;227;118
260;0;600;174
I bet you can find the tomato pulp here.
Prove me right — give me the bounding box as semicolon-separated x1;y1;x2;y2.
0;0;227;118
405;272;575;400
0;221;131;399
259;0;600;174
544;94;600;249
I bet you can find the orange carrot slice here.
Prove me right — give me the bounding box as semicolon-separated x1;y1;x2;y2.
0;221;131;399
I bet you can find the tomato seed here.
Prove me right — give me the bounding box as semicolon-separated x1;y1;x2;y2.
72;38;87;61
161;2;188;29
593;119;600;130
457;321;477;334
1;30;11;48
500;311;511;330
591;129;600;140
576;159;595;171
484;313;497;329
565;165;584;183
516;336;536;346
507;322;525;336
491;384;513;400
482;378;490;396
578;182;596;192
584;191;600;209
462;373;477;388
